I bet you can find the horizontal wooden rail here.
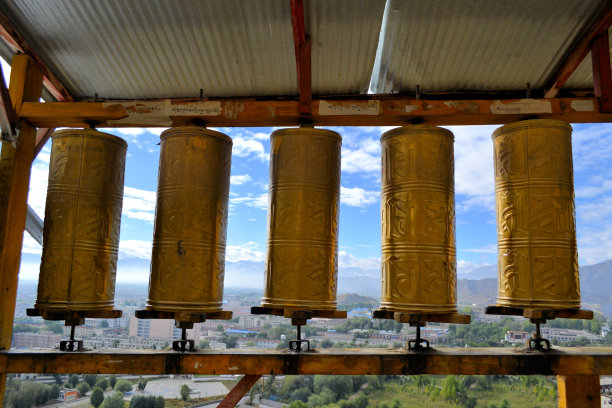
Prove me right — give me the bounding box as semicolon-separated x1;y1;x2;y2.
16;97;612;128
1;348;611;376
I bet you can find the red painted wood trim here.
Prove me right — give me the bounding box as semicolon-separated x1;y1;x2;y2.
592;33;612;111
0;11;73;102
544;0;612;98
291;0;312;115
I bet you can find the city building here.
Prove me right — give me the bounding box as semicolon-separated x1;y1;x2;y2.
12;331;61;349
504;331;529;344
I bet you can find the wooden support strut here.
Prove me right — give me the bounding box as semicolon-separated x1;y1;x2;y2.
217;375;262;408
291;0;312;116
0;54;43;405
0;10;73;102
544;0;612;98
591;32;612;112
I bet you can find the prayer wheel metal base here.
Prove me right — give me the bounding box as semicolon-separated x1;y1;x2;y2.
35;129;126;312
378;126;457;314
146;126;232;313
492;119;580;310
261;127;341;311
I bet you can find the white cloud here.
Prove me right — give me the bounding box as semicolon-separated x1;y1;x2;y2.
233;137;267;161
338;250;380;273
340;186;379;207
230;174;252;185
122;186;156;222
447;125;496;213
459;244;497;254
28;159;49;216
22;235;42;255
119;240;152;260
230;193;268;210
341;138;380;174
226;241;265;262
144;128;167;136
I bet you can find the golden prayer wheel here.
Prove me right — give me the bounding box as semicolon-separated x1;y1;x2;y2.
262;128;341;310
379;126;457;313
147;126;232;312
493;119;580;309
35;129;127;311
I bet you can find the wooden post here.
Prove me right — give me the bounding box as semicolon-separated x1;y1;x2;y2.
0;54;43;405
557;375;601;408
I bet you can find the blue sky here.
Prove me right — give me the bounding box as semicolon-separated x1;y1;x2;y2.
6;58;612;290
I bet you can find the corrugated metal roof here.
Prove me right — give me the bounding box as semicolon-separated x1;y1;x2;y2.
307;0;386;95
1;0;609;99
371;0;606;93
1;0;298;99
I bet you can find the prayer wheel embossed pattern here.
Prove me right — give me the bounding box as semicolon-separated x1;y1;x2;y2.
147;127;232;312
36;129;127;311
262;128;341;310
379;126;457;313
493;119;580;309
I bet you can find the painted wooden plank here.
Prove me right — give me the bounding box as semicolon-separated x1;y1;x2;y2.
217;375;261;408
16;97;612;128
1;348;611;376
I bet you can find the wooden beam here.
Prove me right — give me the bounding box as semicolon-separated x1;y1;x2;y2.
0;54;42;407
592;33;612;112
0;54;42;350
0;61;16;141
0;10;73;102
557;375;601;408
1;348;612;376
291;0;312;115
218;375;261;408
290;0;311;116
34;127;54;158
16;97;612;128
544;1;612;98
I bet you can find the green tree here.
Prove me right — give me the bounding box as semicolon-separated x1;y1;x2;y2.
154;396;165;408
43;322;63;334
355;395;369;408
198;340;210;349
101;392;125;408
84;374;98;388
114;379;133;393
109;375;117;388
137;378;147;391
69;374;80;388
180;384;190;401
91;387;105;408
53;374;63;385
50;384;60;400
96;377;109;390
290;387;310;402
77;382;91;396
288;402;307;408
320;339;333;348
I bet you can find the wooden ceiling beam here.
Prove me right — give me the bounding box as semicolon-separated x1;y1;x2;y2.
16;96;612;128
544;0;612;98
0;11;73;102
291;0;312;116
591;33;612;111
